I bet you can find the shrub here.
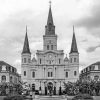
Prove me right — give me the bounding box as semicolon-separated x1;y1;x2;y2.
3;95;25;100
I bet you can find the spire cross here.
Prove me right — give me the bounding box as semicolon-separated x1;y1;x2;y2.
49;1;51;7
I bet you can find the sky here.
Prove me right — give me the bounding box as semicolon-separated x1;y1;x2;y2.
0;0;100;74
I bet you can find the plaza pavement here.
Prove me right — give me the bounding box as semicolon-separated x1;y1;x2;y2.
35;95;100;100
0;95;100;100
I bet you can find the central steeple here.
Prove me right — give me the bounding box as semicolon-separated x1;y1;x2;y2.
45;1;55;35
47;1;54;26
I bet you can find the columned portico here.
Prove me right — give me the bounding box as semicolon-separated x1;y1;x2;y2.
35;79;65;95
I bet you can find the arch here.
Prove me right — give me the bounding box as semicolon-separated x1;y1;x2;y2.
74;71;77;76
47;82;53;95
47;45;49;50
1;75;6;81
94;75;99;81
32;71;35;78
10;76;13;82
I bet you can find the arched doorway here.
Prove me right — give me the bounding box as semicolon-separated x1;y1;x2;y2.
47;82;53;95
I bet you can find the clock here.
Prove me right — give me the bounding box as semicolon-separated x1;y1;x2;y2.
49;54;52;58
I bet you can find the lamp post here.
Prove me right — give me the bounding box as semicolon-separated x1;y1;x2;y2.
59;81;62;95
44;81;47;95
54;81;56;95
39;81;42;95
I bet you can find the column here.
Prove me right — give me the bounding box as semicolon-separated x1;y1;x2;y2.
44;67;45;78
55;67;56;78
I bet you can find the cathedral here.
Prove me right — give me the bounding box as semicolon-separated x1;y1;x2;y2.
21;4;79;95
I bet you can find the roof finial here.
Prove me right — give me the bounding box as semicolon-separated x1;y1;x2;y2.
49;1;51;7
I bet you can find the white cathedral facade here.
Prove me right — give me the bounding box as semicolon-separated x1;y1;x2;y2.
21;4;79;95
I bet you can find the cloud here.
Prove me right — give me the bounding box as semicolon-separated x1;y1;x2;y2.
74;1;100;30
86;45;100;53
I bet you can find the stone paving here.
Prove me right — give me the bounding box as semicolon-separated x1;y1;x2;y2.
0;95;100;100
34;95;100;100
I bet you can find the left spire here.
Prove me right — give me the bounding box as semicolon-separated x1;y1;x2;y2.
22;26;31;54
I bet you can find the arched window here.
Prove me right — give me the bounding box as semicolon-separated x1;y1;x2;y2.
74;58;76;62
48;72;53;77
1;75;6;81
59;59;61;64
10;76;13;82
70;58;72;63
51;45;53;50
28;58;30;63
94;75;99;81
47;45;49;50
51;72;53;77
24;58;26;63
48;72;50;77
74;71;77;76
40;59;41;64
66;72;68;78
32;72;35;78
24;71;26;76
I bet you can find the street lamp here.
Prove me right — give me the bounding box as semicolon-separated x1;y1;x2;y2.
59;81;62;95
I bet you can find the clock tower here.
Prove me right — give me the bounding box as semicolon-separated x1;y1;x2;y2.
43;3;57;52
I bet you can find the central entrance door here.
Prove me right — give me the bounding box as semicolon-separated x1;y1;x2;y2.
47;82;53;95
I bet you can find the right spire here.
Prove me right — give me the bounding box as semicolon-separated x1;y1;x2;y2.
70;26;78;53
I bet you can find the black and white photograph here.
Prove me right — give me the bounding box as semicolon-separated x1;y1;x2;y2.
0;0;100;100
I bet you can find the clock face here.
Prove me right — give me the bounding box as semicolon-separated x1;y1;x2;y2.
49;54;52;58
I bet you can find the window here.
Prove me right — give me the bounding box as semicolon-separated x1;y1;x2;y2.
89;66;91;71
28;58;30;63
91;65;95;70
51;72;53;77
48;72;50;77
1;75;6;81
47;45;49;50
9;67;11;72
24;58;26;63
59;59;61;64
95;65;98;70
24;71;26;76
74;58;76;62
32;72;35;78
51;45;53;50
48;72;53;77
74;71;77;76
49;61;51;64
40;59;41;64
70;58;72;63
94;75;99;81
12;68;14;73
10;76;13;82
66;72;68;78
